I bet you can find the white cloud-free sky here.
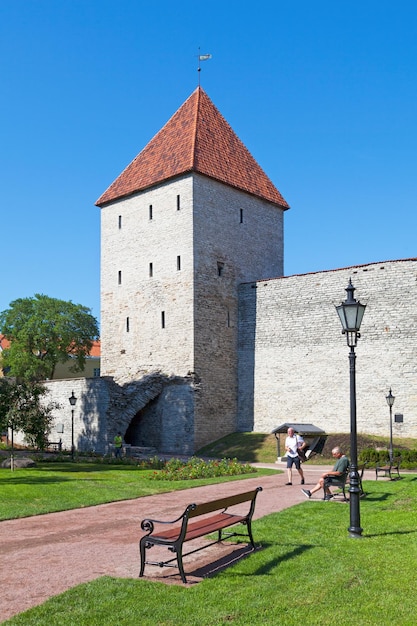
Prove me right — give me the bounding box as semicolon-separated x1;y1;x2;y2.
1;0;416;327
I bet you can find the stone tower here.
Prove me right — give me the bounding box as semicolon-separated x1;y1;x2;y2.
96;87;289;453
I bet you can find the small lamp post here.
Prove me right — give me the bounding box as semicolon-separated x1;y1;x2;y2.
10;420;15;472
386;388;395;463
336;279;366;538
68;391;77;461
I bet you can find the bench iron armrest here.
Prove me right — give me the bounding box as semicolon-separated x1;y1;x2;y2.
141;504;197;535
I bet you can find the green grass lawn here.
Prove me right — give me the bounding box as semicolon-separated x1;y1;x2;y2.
0;462;277;520
4;475;417;626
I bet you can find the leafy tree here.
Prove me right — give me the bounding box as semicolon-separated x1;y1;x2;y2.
0;379;58;449
0;294;99;381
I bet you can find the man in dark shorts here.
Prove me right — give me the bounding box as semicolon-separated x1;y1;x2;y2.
285;427;306;485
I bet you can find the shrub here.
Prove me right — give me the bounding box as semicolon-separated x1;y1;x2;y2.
359;447;417;469
396;448;417;468
359;447;383;465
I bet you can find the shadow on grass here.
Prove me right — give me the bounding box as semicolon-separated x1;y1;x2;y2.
156;541;313;585
366;529;417;538
0;475;76;485
11;463;140;473
251;543;314;576
0;464;139;484
359;493;391;502
200;543;314;580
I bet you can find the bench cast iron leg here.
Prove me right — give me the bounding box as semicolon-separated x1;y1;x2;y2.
246;520;255;548
139;538;147;577
176;547;187;584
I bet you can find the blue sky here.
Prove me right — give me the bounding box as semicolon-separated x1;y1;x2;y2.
1;1;416;328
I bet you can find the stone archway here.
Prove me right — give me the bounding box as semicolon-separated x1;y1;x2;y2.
124;396;161;449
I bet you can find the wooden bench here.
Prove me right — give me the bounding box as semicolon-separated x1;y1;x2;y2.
375;456;401;480
45;440;62;452
139;486;262;583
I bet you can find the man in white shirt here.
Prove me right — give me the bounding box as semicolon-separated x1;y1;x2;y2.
285;427;306;485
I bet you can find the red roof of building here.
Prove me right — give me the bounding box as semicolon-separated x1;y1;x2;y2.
96;87;289;209
89;340;101;357
0;335;10;351
0;335;100;357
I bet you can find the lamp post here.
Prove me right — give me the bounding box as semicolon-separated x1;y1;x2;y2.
386;388;395;463
336;279;366;539
10;421;15;472
68;391;77;461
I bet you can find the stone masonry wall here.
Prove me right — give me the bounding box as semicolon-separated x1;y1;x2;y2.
192;174;284;450
100;175;195;380
238;258;417;439
42;377;110;453
135;381;196;455
14;373;195;455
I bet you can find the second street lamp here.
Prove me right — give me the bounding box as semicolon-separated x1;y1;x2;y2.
336;278;366;539
386;388;395;463
69;391;77;461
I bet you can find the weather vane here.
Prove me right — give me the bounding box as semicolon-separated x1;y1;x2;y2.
197;48;212;86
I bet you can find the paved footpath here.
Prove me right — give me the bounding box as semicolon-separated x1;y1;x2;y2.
1;464;368;622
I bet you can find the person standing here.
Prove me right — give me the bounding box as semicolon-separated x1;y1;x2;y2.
114;432;123;459
285;427;306;485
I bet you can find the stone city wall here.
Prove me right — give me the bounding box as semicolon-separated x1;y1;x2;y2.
12;373;196;455
238;258;417;439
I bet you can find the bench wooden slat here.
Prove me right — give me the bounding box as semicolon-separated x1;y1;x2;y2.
150;512;245;542
188;489;260;517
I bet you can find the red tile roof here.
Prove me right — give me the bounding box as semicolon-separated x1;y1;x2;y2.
0;335;10;351
96;87;289;209
89;340;101;357
0;335;100;357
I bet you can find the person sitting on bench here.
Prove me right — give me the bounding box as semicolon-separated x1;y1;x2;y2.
301;447;349;500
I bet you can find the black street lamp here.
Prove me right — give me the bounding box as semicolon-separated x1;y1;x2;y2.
68;391;77;461
10;420;15;472
336;279;366;539
386;388;395;463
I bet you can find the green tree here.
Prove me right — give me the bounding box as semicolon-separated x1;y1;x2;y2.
0;294;99;381
0;379;58;449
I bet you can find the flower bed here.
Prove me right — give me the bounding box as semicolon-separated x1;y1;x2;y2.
150;456;257;481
